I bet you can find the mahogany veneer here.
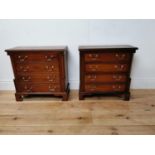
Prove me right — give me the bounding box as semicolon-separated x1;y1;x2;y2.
5;46;69;101
79;45;138;101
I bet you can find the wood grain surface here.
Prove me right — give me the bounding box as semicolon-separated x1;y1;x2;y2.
0;89;155;135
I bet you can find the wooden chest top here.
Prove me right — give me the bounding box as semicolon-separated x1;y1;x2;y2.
5;46;67;53
79;45;138;52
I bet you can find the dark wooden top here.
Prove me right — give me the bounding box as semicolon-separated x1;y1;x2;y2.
5;46;67;52
79;45;138;51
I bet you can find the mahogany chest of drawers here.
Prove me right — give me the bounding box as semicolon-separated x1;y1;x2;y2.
5;46;69;101
79;45;138;101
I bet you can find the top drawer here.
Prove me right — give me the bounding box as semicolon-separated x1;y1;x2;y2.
84;52;131;62
12;52;58;63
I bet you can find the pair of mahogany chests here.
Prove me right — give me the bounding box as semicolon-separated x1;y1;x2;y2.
5;45;138;101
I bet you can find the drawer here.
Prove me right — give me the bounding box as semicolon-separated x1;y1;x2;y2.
85;64;129;73
85;52;130;62
12;52;58;63
15;83;61;93
85;74;127;83
15;63;59;73
85;84;126;92
15;74;60;83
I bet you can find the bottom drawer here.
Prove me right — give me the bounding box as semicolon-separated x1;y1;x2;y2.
15;83;61;93
85;84;126;92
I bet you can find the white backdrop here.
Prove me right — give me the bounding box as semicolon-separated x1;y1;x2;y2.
0;19;155;90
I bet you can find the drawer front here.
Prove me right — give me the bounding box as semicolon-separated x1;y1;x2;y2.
85;64;129;73
85;84;126;92
85;74;127;83
16;74;60;83
16;83;61;93
12;52;58;63
15;63;59;73
85;53;130;62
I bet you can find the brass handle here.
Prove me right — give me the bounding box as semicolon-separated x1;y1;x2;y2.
46;65;54;68
112;85;121;90
49;79;54;82
22;76;31;81
49;85;57;91
115;53;126;59
88;75;97;81
18;55;28;62
89;65;98;71
113;75;122;81
114;65;124;71
89;54;99;60
20;66;29;72
47;76;56;82
46;65;55;71
23;66;29;72
45;55;55;61
49;88;55;91
24;86;32;92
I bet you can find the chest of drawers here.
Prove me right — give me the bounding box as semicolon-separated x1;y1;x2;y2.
79;45;138;101
5;46;69;101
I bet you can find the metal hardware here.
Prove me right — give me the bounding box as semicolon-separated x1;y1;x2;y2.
112;75;122;81
89;65;98;71
88;75;97;81
115;53;126;59
49;85;57;91
24;85;32;92
89;54;99;60
46;65;55;71
114;65;125;70
22;76;31;81
45;55;55;61
112;85;121;90
18;55;28;62
20;66;29;72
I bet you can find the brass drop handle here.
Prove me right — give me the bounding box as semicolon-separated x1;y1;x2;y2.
47;76;55;82
20;66;29;72
49;85;57;91
46;65;55;71
89;65;98;71
113;75;122;81
45;55;56;61
112;85;121;90
23;66;29;72
49;79;54;82
24;85;32;92
88;75;97;81
89;54;99;60
18;55;28;62
115;53;126;59
114;65;124;70
22;76;31;81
